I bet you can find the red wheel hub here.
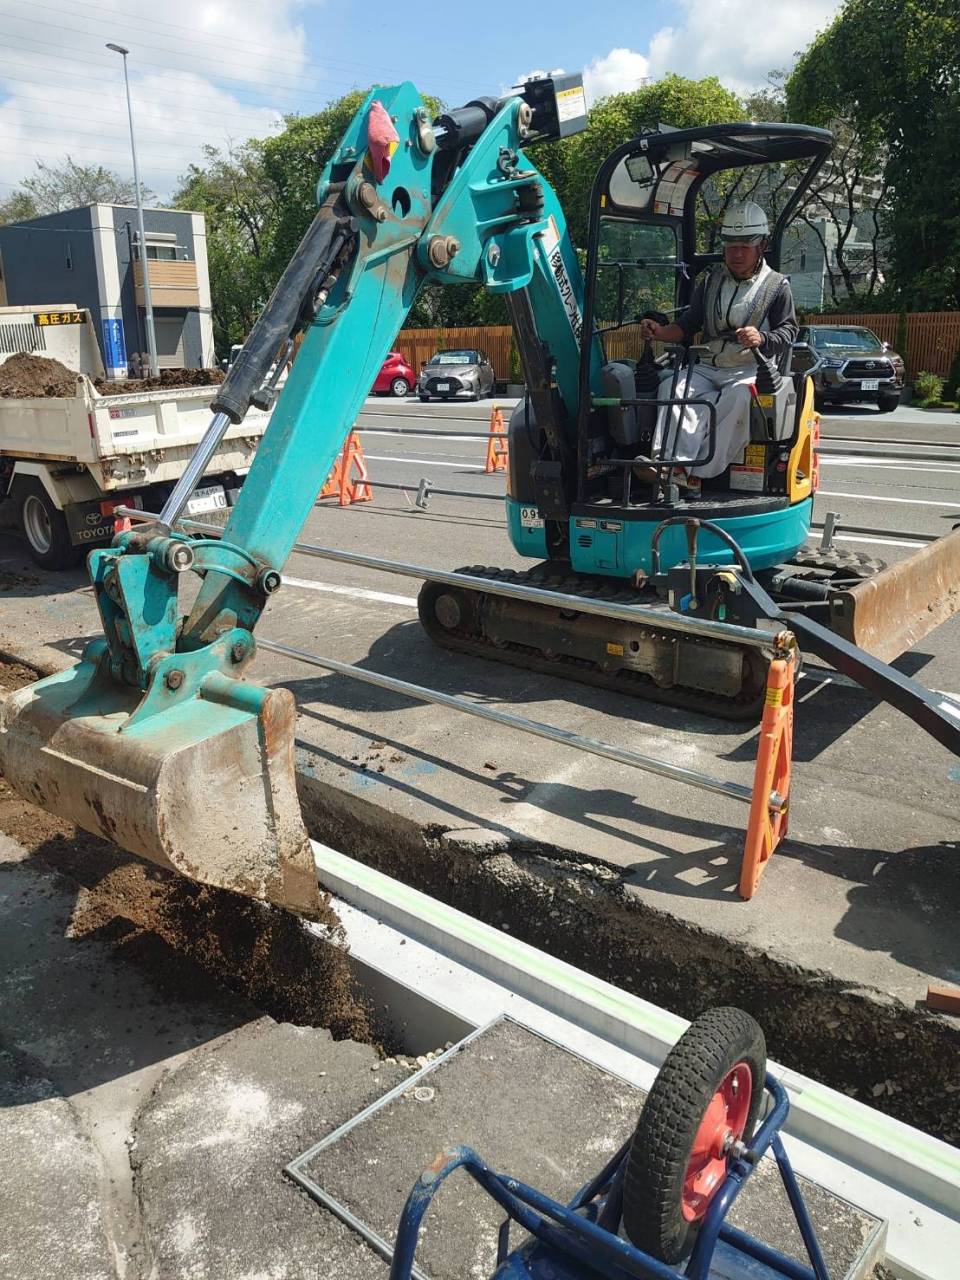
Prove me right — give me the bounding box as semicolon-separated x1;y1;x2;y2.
681;1062;752;1222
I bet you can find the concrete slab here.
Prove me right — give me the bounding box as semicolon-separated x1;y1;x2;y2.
0;823;417;1279
296;1018;885;1279
133;1020;409;1280
0;1044;113;1280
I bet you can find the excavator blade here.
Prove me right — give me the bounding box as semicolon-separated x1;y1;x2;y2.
828;525;960;663
0;654;322;918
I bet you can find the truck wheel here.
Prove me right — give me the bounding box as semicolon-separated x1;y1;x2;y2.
16;481;85;570
877;393;900;414
622;1007;766;1264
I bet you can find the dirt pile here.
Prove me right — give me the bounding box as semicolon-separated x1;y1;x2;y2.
0;658;372;1043
93;367;225;397
0;352;79;398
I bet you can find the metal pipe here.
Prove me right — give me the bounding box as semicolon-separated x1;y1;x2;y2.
106;43;159;379
278;542;778;649
258;637;770;810
115;507;777;649
817;444;960;463
356;426;502;438
157;410;232;526
366;480;502;503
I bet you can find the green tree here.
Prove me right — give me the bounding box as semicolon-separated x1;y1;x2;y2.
175;141;277;352
786;0;960;308
0;157;154;222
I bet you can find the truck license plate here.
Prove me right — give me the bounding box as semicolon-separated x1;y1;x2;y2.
187;485;227;515
861;379;880;390
436;381;450;391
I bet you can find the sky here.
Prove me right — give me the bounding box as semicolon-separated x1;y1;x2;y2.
0;0;844;203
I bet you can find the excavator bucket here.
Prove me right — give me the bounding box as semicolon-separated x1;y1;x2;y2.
0;649;322;918
828;525;960;663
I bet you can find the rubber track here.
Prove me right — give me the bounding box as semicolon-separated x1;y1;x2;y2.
622;1007;766;1264
418;564;770;721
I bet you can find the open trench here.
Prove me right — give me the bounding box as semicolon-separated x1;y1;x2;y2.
297;777;960;1149
1;655;957;1158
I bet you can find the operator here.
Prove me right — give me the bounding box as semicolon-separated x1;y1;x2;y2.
639;202;798;479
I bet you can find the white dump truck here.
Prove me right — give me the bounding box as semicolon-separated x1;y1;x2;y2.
0;305;271;568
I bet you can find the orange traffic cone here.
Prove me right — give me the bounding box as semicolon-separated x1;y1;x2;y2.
318;432;372;506
739;650;795;899
319;451;343;500
338;430;372;505
485;403;508;473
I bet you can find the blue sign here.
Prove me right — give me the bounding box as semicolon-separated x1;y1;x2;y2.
101;317;127;370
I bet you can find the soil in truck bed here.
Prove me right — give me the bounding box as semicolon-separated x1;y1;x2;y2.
0;351;225;398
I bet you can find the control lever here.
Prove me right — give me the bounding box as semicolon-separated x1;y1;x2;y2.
751;346;783;394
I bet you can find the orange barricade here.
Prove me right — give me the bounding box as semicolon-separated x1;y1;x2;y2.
318;431;372;506
739;650;796;900
485;404;508;473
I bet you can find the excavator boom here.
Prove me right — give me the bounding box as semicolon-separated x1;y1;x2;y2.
0;76;593;913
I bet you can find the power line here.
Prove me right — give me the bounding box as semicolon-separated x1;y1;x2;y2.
0;66;292;131
0;101;281;141
6;0;482;93
0;13;478;105
0;31;391;106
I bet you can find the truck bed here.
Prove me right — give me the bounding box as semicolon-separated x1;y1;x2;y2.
0;376;272;489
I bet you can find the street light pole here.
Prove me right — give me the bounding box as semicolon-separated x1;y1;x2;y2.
106;43;159;378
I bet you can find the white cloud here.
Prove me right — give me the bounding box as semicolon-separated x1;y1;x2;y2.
583;49;652;105
645;0;842;94
0;0;326;200
528;0;842;109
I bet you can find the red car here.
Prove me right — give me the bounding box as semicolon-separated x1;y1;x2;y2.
371;351;415;397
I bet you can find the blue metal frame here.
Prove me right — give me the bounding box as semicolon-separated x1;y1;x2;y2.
388;1076;831;1280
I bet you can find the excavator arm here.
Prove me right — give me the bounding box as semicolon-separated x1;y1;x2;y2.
0;77;594;915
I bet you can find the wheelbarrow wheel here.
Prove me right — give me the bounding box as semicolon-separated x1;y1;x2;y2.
622;1007;766;1264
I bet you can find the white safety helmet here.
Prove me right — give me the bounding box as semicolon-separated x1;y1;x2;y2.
720;202;770;244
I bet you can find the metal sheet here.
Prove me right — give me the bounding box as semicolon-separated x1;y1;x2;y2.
830;525;960;662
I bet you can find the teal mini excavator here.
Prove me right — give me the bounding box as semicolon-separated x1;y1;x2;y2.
2;77;958;915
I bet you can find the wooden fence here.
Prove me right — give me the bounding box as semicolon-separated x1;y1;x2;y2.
392;326;515;381
395;313;960;382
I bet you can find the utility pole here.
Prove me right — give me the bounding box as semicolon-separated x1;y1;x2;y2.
106;43;159;378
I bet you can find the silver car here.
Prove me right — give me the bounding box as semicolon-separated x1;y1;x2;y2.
418;348;496;402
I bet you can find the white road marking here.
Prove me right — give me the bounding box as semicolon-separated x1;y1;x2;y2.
282;576;417;607
364;453;487;470
816;532;926;549
360;430;487;443
818;489;960;509
821;457;960;475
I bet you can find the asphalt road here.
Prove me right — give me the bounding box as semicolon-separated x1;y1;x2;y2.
345;395;960;562
1;392;958;1004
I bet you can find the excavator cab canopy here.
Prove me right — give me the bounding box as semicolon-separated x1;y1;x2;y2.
583;122;833;369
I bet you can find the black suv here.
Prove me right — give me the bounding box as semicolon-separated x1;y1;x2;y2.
791;324;904;413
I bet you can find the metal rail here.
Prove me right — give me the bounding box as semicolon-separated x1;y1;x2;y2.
367;479;502;503
257;637;772;811
356;426;499;439
115;507;780;650
816;443;960;463
114;504;785;810
820;434;960;450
